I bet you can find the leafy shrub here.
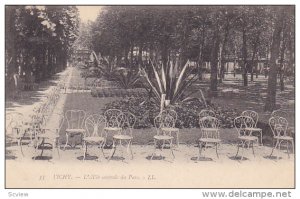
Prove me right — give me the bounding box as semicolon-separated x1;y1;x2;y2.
91;88;148;98
213;106;240;128
103;97;240;129
113;68;141;89
80;69;101;79
103;96;158;129
173;100;207;128
140;60;198;105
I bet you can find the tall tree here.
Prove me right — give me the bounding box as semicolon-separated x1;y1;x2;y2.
264;7;285;111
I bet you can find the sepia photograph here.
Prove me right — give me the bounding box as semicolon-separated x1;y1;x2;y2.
4;4;295;189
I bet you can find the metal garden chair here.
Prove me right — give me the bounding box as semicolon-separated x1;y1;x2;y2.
83;114;107;161
64;110;86;150
160;109;180;147
6;112;28;157
109;112;136;161
198;116;221;160
34;113;64;160
241;110;263;145
151;114;175;161
104;109;123;142
269;116;294;159
234;116;257;160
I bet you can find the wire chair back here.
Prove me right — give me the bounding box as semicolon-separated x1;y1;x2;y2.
199;116;220;139
161;109;177;121
65;110;86;129
269;116;289;138
6;112;24;136
271;110;288;118
241;110;259;126
234;116;255;137
104;109;123;128
85;114;106;137
198;109;216;118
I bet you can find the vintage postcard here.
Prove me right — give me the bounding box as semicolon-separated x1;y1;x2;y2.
5;4;295;189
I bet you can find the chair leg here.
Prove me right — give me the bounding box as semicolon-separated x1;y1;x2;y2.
278;140;285;160
260;130;263;146
53;138;60;159
286;141;290;159
235;142;240;159
18;138;24;157
83;141;87;161
34;138;39;160
150;139;157;160
270;139;278;158
215;143;219;159
108;140;116;161
169;140;175;160
64;133;69;150
251;142;255;157
198;142;203;160
128;140;133;160
40;139;45;157
240;141;245;160
291;140;294;154
176;131;179;147
278;140;283;151
100;141;106;161
203;142;208;158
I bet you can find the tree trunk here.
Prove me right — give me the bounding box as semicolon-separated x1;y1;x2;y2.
265;9;284;111
138;43;143;67
255;55;259;78
219;26;229;83
242;28;248;86
279;44;286;92
210;26;220;96
250;33;260;81
124;46;130;65
197;26;206;80
130;44;134;66
279;21;288;92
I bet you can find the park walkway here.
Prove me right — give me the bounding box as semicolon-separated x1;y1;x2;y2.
5;67;73;120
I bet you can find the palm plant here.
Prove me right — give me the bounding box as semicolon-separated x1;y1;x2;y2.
113;67;141;89
140;59;199;105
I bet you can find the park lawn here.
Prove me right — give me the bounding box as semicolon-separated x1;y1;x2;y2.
60;93;274;146
59;70;289;146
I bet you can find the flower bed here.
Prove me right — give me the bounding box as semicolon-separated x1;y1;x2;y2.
91;87;148;98
103;96;240;129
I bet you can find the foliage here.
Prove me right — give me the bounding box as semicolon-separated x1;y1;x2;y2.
103;97;157;129
141;60;198;105
103;96;240;129
5;6;79;82
91;88;147;98
85;6;294;108
80;68;101;79
113;67;141;89
91;53;142;89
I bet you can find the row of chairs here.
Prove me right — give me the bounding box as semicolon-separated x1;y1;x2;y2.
6;84;63;157
196;109;294;161
34;109;136;161
6;107;294;162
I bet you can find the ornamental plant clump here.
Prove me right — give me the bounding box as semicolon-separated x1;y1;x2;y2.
103;97;240;129
103;96;159;129
112;67;141;89
140;59;199;105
